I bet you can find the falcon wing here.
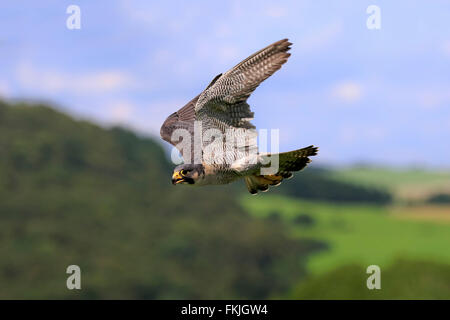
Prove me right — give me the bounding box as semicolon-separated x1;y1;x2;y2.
160;39;292;165
196;39;291;111
195;39;292;161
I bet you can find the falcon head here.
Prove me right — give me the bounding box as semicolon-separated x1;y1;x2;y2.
171;164;204;185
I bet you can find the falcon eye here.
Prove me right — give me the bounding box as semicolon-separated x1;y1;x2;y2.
180;169;188;176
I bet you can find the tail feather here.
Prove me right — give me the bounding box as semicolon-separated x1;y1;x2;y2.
244;145;318;194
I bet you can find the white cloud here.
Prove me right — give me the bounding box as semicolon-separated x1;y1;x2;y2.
331;81;364;103
16;61;134;95
0;80;10;98
109;101;135;123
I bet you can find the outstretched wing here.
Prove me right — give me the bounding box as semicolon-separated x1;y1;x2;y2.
196;38;292;110
195;39;292;162
160;39;292;164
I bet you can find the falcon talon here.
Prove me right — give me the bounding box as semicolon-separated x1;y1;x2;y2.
160;39;319;194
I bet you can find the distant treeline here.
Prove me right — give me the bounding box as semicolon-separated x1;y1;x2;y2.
427;193;450;204
272;167;393;204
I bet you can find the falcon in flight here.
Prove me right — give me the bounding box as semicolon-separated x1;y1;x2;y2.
160;39;318;194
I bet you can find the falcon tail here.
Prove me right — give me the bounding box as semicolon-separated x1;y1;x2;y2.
244;145;318;195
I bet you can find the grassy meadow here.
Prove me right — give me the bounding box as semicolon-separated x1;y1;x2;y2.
243;195;450;275
242;169;450;299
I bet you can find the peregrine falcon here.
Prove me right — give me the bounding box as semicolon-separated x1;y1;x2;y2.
160;39;318;194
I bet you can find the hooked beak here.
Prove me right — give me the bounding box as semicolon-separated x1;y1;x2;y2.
172;171;185;185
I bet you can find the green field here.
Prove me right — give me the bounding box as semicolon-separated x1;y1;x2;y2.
242;195;450;275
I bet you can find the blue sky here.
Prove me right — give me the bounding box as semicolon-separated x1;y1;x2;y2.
1;1;449;167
